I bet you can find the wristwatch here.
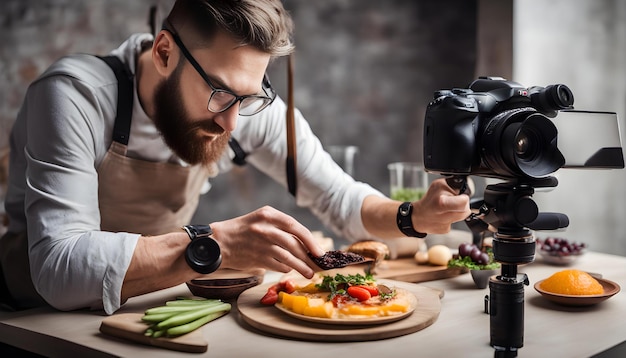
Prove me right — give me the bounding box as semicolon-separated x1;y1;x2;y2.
182;225;222;274
396;202;427;238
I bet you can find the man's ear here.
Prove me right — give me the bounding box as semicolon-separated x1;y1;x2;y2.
152;30;178;76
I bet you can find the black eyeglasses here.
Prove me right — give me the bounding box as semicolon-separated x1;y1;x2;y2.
162;23;276;116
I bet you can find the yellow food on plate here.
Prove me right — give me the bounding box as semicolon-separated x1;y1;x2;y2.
274;273;413;320
539;269;604;295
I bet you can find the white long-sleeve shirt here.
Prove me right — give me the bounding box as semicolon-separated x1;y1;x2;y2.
5;34;383;314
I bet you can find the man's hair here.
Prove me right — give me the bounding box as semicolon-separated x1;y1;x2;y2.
166;0;294;57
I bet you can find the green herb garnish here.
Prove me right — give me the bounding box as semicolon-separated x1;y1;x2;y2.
316;273;375;299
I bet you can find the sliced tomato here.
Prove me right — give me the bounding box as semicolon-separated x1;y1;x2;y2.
347;286;372;302
259;283;282;305
354;285;379;296
331;294;350;307
260;289;279;305
282;279;297;294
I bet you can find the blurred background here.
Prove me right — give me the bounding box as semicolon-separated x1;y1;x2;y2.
1;0;624;255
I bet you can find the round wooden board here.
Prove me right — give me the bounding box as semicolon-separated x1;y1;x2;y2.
236;279;441;342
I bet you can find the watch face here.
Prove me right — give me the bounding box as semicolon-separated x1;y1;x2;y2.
186;236;222;274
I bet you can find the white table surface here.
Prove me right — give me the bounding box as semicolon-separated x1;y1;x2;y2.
1;251;625;358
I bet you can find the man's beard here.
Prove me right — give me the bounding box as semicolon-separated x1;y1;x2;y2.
151;67;231;166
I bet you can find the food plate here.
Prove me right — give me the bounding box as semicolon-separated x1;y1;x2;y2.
534;277;621;306
237;279;442;342
274;288;417;326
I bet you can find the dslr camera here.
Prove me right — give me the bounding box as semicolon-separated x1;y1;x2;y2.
423;76;624;357
423;76;624;180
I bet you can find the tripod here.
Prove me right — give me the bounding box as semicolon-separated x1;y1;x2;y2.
462;177;569;357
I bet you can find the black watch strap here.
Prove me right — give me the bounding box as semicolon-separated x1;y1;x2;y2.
183;224;213;240
396;202;427;238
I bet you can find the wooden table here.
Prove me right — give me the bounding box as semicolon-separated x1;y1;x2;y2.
1;251;625;357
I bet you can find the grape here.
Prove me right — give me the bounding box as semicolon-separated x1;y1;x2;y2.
458;243;473;258
456;242;495;267
470;247;482;262
477;252;490;265
537;237;586;257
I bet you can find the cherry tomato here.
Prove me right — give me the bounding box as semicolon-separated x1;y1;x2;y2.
354;285;379;296
347;286;371;302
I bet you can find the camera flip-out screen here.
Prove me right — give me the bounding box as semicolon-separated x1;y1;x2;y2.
553;110;625;169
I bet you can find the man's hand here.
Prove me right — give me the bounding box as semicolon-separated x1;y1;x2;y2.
209;206;325;279
411;178;471;234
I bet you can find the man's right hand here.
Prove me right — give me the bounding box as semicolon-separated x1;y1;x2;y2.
208;206;326;279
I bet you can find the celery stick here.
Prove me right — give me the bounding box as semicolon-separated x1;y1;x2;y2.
165;299;222;307
141;312;179;323
166;310;229;337
156;303;231;330
144;302;219;315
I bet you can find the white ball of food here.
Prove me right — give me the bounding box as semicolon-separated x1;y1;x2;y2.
427;245;452;266
414;250;429;264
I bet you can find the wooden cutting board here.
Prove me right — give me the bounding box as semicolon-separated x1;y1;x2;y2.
99;313;208;353
376;258;468;281
316;258;468;283
237;279;442;342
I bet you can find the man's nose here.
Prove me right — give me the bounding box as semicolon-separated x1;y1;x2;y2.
213;104;239;132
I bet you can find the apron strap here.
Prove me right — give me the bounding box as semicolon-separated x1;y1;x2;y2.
228;137;248;166
98;55;134;146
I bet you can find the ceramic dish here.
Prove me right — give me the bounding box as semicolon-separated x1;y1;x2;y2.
533;277;620;306
186;269;264;300
535;251;585;265
470;269;499;289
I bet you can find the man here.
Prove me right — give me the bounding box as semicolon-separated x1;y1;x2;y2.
0;0;469;314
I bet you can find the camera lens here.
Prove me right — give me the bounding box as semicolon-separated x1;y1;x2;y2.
515;127;539;161
501;113;565;178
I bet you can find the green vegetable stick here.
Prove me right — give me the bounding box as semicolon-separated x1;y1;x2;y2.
145;301;222;315
141;312;179;323
155;303;231;330
166;310;229;337
151;329;167;338
165;299;222;307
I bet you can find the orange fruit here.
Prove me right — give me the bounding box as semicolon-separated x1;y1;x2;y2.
540;269;604;295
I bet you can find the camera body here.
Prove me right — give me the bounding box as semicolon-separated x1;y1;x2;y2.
423;77;574;180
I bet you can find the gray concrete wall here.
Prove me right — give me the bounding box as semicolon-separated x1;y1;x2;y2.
191;0;478;245
514;0;626;255
3;0;623;255
0;0;477;244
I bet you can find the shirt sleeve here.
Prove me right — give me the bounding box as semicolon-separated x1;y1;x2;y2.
16;59;139;314
231;97;385;242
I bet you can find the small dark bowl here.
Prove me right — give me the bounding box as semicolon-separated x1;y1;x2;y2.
186;269;264;300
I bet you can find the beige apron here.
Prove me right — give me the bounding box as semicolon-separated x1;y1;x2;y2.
98;141;212;235
0;140;212;309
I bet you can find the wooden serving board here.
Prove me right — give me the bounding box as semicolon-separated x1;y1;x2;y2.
99;313;208;353
237;279;441;342
319;258;468;283
377;258;468;281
